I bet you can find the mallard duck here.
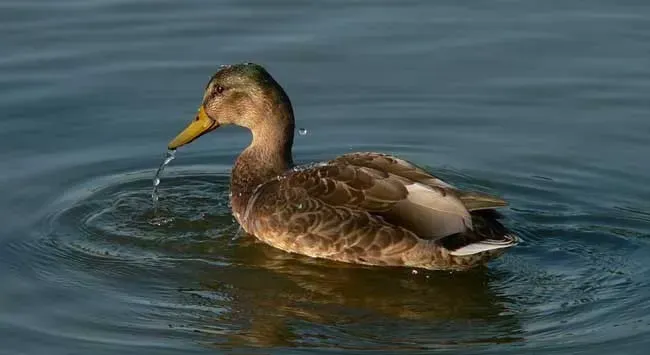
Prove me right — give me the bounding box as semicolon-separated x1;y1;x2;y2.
167;63;517;270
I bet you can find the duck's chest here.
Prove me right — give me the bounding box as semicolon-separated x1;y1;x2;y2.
229;178;287;237
229;187;251;228
229;154;289;233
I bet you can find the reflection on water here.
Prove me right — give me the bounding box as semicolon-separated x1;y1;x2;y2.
192;245;523;348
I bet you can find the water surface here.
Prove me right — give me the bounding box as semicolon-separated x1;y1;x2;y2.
1;1;650;354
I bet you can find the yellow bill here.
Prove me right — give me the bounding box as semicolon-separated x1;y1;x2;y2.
168;106;218;150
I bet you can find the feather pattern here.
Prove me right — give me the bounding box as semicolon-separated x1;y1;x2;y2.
233;155;517;270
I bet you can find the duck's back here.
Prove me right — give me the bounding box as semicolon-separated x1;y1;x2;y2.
232;152;517;270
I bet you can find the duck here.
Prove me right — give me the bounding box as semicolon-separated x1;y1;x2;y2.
167;63;517;270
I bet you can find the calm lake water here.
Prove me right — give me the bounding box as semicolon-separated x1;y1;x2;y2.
2;1;650;354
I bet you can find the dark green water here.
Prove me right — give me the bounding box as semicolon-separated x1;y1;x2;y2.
2;1;650;354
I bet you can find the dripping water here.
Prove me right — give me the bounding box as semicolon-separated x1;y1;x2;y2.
151;149;176;210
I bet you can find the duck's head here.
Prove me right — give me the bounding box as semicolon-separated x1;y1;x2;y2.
168;63;293;150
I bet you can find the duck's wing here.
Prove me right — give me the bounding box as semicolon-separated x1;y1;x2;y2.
277;162;472;240
329;152;455;189
244;160;514;263
331;152;508;211
245;184;421;264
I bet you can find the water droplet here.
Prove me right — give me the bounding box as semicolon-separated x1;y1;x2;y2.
151;149;177;210
298;128;308;136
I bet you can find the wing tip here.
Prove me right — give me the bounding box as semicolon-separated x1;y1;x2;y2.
458;191;509;211
448;234;518;256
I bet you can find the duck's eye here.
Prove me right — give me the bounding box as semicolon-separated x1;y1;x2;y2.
216;86;225;94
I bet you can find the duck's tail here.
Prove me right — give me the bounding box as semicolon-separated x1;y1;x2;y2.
438;210;518;256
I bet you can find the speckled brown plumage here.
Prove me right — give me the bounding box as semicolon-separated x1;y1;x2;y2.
168;63;517;270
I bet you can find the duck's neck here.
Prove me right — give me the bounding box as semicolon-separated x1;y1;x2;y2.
230;120;295;199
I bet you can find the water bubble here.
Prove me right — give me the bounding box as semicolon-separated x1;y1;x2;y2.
153;178;160;187
411;269;419;275
298;128;308;136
